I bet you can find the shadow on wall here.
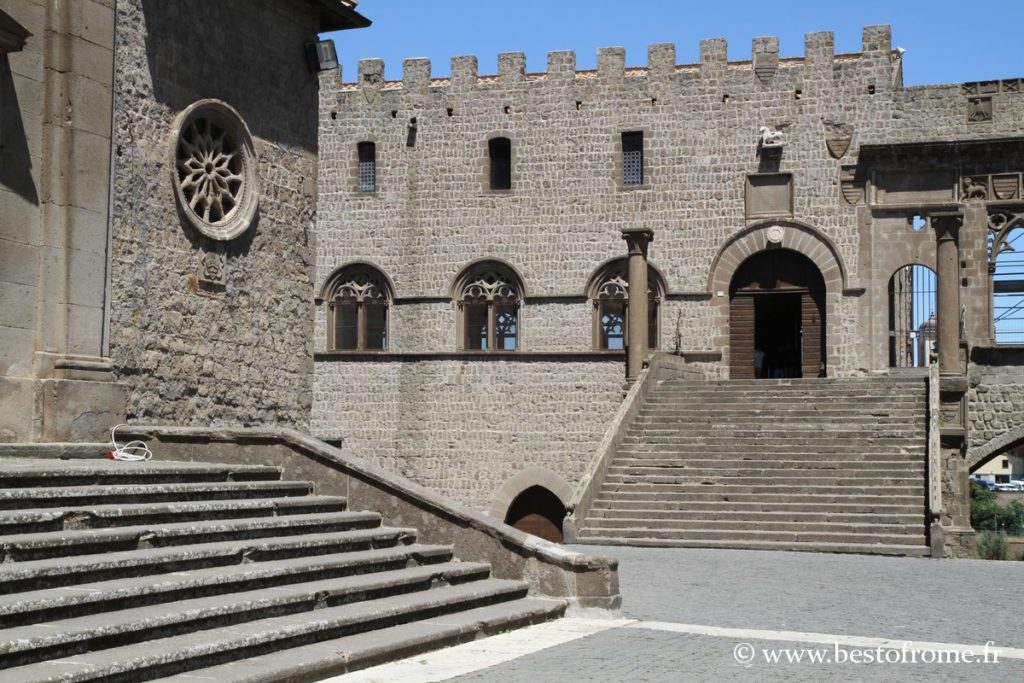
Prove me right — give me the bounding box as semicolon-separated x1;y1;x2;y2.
0;59;39;206
138;0;317;152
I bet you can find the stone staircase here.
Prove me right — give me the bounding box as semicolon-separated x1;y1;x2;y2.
0;457;565;682
575;377;931;556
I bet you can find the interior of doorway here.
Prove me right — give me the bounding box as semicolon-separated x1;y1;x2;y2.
754;292;803;379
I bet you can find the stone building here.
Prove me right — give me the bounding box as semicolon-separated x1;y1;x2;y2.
0;0;367;442
315;26;1024;553
3;1;1024;558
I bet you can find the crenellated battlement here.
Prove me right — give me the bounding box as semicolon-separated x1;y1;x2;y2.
336;25;893;92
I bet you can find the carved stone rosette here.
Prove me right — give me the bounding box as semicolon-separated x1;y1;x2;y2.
171;99;259;241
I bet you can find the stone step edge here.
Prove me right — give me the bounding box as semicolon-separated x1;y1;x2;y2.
0;580;532;683
0;511;384;562
0;544;455;626
571;537;932;556
159;598;567;683
0;496;350;534
0;562;494;666
0;526;418;594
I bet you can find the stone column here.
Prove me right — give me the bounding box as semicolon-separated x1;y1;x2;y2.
932;212;963;374
621;227;654;380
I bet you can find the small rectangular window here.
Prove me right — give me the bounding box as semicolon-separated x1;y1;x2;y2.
600;300;626;350
494;303;518;350
489;137;512;190
357;141;376;192
622;132;643;186
464;303;489;350
364;302;387;350
334;302;359;350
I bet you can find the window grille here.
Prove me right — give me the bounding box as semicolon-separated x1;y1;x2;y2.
357;142;376;192
622;132;644;186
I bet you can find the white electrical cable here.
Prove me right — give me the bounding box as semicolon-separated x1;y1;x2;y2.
107;424;153;461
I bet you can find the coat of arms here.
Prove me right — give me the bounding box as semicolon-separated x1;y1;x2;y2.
824;121;853;159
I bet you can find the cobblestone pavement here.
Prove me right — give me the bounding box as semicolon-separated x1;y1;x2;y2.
335;547;1024;682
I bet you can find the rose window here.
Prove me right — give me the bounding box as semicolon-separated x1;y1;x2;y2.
171;100;259;241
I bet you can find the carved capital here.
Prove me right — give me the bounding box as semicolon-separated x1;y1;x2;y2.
621;227;654;257
930;212;963;242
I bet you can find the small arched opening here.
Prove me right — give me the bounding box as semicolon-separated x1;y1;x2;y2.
504;486;566;543
888;264;936;368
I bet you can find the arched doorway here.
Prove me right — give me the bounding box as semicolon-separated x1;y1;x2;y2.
504;486;565;543
729;249;826;379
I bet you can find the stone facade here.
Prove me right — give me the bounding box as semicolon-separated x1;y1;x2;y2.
316;27;1024;521
0;0;366;441
108;0;326;429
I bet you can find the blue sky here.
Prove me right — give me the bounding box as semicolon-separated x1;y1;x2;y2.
327;1;1024;85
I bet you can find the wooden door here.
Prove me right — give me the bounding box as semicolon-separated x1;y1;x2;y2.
730;294;755;379
801;290;824;378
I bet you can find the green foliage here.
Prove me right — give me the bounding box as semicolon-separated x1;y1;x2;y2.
969;481;1024;534
976;531;1009;561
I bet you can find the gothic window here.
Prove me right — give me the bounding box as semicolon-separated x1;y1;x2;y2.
489;137;512;190
589;261;661;350
357;141;376;192
455;262;522;351
621;131;644;186
324;265;390;351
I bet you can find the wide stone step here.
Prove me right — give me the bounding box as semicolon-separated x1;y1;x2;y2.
590;498;921;515
616;445;925;458
594;490;922;505
165;598;565;683
0;562;493;670
0;579;533;682
572;536;931;557
576;526;925;546
0;544;455;628
598;482;924;496
621;432;924;444
608;460;924;473
0;459;283;488
582;517;921;535
602;471;925;485
0;526;416;595
0;481;314;510
0;496;350;536
586;507;924;525
0;512;383;562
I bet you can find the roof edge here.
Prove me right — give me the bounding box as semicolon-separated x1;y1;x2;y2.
310;0;371;31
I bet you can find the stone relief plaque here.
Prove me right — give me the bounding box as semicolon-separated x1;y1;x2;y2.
171;100;259;241
873;170;956;205
967;96;992;123
745;173;793;219
198;249;227;289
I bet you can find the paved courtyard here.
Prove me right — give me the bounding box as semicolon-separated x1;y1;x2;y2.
330;546;1024;682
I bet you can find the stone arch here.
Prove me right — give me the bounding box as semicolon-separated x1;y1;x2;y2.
583;257;669;298
449;257;528;300
488;467;573;519
708;221;847;295
968;426;1024;472
887;263;937;368
707;222;848;377
317;260;396;302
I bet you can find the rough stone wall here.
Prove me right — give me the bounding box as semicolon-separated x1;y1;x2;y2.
968;357;1024;454
313;359;625;510
314;25;1024;512
109;0;320;427
318;27;1024;367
